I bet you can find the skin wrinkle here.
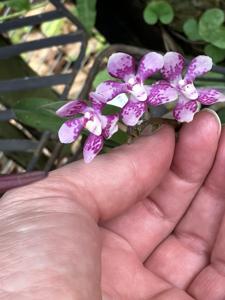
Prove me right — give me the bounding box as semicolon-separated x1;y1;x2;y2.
211;259;225;278
173;230;211;256
151;286;195;300
47;173;101;221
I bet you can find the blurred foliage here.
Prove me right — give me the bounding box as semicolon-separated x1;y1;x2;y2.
0;0;30;12
41;19;65;37
75;0;97;33
183;8;225;63
143;0;174;25
143;0;225;63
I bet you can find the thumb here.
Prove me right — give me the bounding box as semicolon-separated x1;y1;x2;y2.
51;125;175;221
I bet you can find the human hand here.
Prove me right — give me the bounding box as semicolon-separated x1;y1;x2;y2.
0;110;224;300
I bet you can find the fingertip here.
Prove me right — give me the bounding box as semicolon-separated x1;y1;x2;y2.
201;109;221;135
172;109;221;182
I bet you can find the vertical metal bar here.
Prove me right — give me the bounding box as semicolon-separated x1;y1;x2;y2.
26;131;51;171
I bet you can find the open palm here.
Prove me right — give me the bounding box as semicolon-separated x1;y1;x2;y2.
1;110;225;300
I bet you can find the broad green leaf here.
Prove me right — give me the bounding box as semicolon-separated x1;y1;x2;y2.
14;109;64;133
13;98;64;133
41;19;64;37
14;98;55;110
40;101;69;113
92;69;113;89
183;18;201;41
204;44;225;63
143;0;174;25
76;0;97;32
5;0;30;11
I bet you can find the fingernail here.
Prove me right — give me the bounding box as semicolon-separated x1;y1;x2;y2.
202;108;221;134
141;124;163;136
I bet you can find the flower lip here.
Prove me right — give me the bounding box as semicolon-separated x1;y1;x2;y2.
178;79;198;100
83;111;102;136
131;84;148;101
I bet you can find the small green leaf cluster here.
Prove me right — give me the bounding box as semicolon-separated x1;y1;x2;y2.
183;8;225;63
143;0;174;25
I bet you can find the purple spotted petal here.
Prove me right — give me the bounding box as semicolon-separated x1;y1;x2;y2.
161;52;184;82
89;92;105;112
56;100;87;117
173;99;199;123
107;52;136;81
185;56;213;82
121;99;147;126
137;52;164;81
198;88;225;105
83;134;104;163
95;81;128;102
58;118;84;143
100;114;119;139
147;80;178;106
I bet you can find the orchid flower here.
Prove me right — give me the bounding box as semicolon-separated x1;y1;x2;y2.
94;52;176;126
56;94;119;163
149;52;225;122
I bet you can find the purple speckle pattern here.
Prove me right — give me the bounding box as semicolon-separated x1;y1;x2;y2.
107;53;135;80
147;81;178;106
95;81;128;102
162;52;184;82
185;56;213;82
121;100;146;126
102;114;119;139
137;52;164;81
83;134;104;163
58;118;84;143
173;100;198;122
89;92;105;112
198;88;225;105
56;100;87;117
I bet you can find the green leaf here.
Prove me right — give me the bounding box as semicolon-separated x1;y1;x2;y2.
14;109;64;133
199;8;224;31
13;98;64;133
218;107;225;124
204;44;225;63
41;19;64;37
102;104;121;115
40;101;69;113
92;69;113;89
143;0;174;25
143;7;158;25
14;98;55;110
199;8;225;44
183;18;201;41
76;0;97;32
110;129;128;145
5;0;30;11
207;27;225;49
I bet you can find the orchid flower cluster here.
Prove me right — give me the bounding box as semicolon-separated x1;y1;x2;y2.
57;51;225;163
